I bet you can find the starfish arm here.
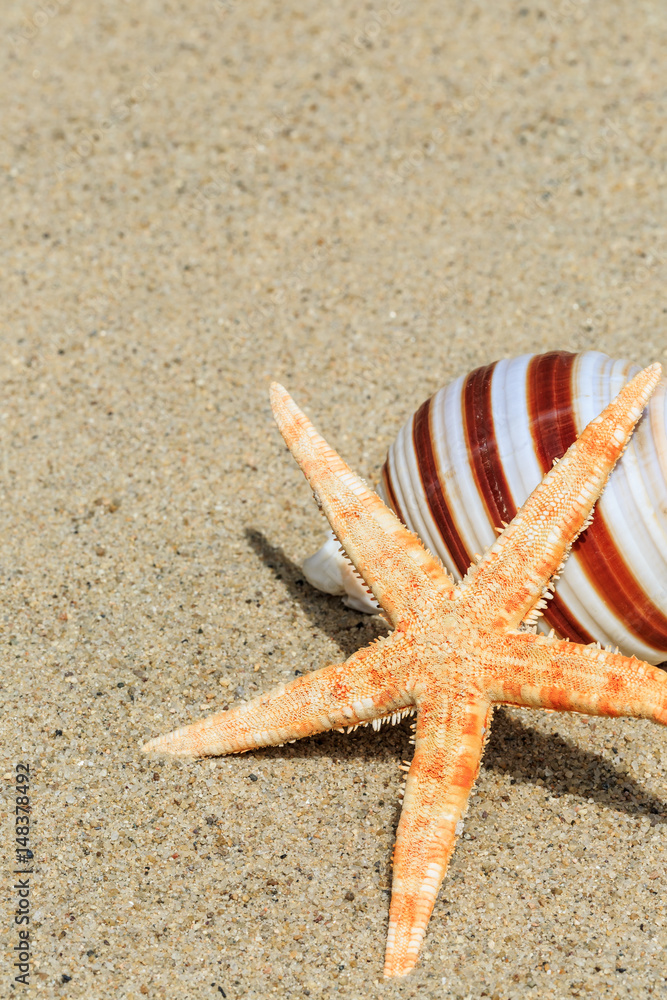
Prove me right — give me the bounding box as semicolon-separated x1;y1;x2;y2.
142;640;413;757
489;631;667;724
384;691;492;978
454;363;661;631
271;382;455;626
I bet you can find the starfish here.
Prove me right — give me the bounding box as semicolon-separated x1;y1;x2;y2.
144;362;667;979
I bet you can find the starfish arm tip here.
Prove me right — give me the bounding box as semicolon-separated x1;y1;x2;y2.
269;381;293;419
141;735;172;755
269;379;286;400
141;729;202;757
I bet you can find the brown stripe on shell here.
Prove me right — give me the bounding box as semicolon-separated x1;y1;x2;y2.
460;359;590;640
463;360;517;530
527;351;578;474
381;460;407;529
527;352;667;650
540;595;595;647
526;352;594;643
412;396;470;576
577;516;667;648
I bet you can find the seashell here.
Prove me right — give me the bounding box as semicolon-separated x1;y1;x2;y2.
303;350;667;665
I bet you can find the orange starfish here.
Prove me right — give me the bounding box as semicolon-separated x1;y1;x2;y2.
144;362;667;978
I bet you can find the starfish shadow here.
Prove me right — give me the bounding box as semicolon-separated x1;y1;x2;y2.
229;708;666;825
483;708;667;823
244;528;390;660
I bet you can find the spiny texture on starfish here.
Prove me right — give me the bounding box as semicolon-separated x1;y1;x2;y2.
144;363;667;979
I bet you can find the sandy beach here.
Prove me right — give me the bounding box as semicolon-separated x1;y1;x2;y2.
2;0;667;996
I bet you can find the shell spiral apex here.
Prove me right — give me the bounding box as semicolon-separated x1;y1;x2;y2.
305;350;667;664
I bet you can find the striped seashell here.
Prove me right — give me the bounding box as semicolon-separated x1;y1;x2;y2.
303;351;667;665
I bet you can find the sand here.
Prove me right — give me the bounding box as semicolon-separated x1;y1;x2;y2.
1;0;667;997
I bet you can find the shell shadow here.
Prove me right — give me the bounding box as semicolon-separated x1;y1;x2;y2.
244;528;390;660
